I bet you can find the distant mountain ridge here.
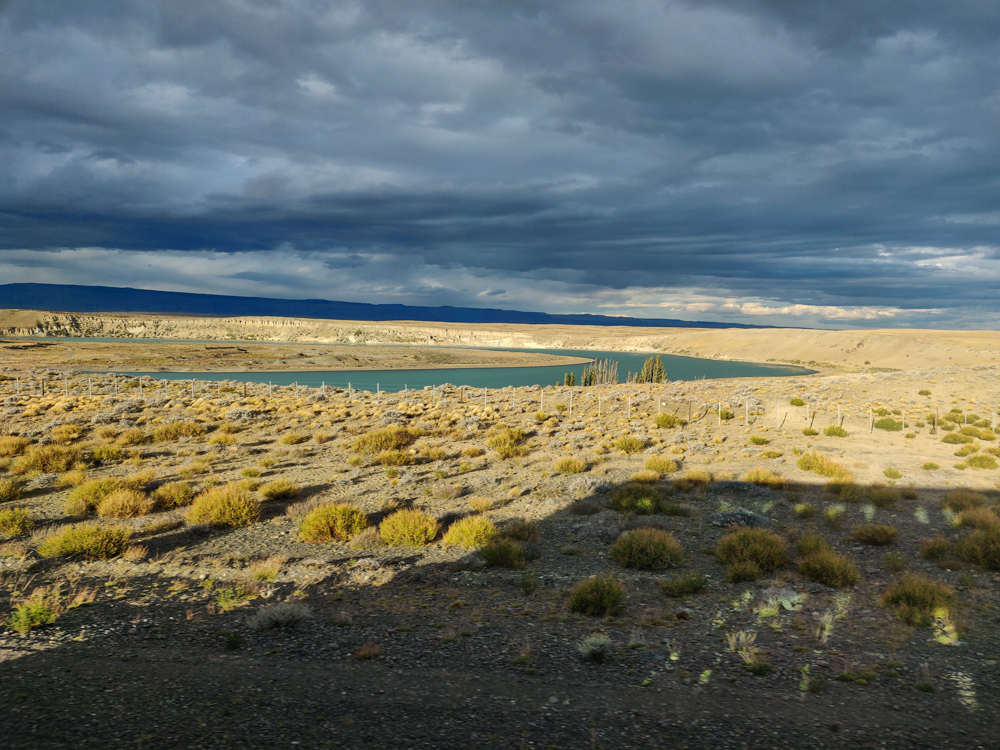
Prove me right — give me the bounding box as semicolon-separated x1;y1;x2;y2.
0;283;770;329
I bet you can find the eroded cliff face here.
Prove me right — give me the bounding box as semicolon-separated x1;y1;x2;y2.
3;309;1000;369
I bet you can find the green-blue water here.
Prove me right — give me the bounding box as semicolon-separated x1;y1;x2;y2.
119;348;812;392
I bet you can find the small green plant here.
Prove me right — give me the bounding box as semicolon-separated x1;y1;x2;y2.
567;576;626;617
152;421;205;442
654;414;685;429
790;398;806;406
822;504;846;528
13;445;81;474
610;528;684;570
240;467;262;478
918;389;931;396
799;549;860;587
922;462;939;470
379;508;439;546
0;478;24;505
520;571;540;596
883;467;902;479
151;481;194;508
797;452;852;479
577;633;613;662
503;520;539;541
486;426;530;459
868;485;899;508
802;428;819;436
941;489;986;512
658;572;707;598
443;515;497;549
7;588;60;633
279;432;308;446
353;425;421;454
741;467;786;489
0;436;30;458
966;454;998;469
920;536;951;561
750;436;769;446
97;489;155;519
378;450;414;466
942;433;974;444
608;483;661;515
823;425;848;437
299;504;369;543
883;552;907;573
873;418;903;432
955;528;1000;570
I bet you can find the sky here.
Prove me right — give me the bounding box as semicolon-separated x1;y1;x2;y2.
1;0;999;329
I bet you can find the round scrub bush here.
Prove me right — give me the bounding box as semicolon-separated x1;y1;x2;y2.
186;483;261;528
442;515;497;549
379;508;440;546
567;575;626;617
37;522;132;559
715;528;787;579
799;550;860;588
299;504;369;543
96;489;155;519
609;528;684;570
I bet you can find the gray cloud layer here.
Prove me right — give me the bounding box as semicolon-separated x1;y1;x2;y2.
1;0;998;326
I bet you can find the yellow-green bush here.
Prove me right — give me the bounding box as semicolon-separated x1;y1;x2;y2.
566;576;625;616
97;489;155;519
554;456;587;474
0;507;33;537
378;450;414;466
13;445;81;474
442;515;497;549
299;504;369;543
152;421;205;442
186;483;261;528
37;522;132;559
65;477;122;515
644;456;678;474
0;478;24;505
741;467;786;489
715;528;787;580
852;523;897;546
353;426;420;454
259;478;300;500
609;528;684;570
613;436;645;455
0;436;30;458
881;574;953;626
379;508;439;546
486;427;529;459
151;481;194;508
797;451;852;479
799;549;860;588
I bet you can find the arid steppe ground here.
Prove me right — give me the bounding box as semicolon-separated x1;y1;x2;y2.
2;318;1000;748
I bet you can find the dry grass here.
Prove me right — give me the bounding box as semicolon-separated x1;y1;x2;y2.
797;451;852;480
118;428;148;446
486;426;530;459
279;432;308;446
554;456;587;474
152;421;205;442
0;478;24;505
96;489;155;519
379;508;439;546
644;456;678;474
0;436;30;458
65;477;122;515
247;555;288;581
378;450;414;466
186;483;261;528
674;469;712;492
613;436;645;454
299;504;369;543
12;445;81;474
151;481;194;508
353;425;420;454
630;469;661;484
741;467;786;489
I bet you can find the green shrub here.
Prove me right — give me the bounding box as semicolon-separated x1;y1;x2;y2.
920;536;952;561
608;483;661;515
486;427;530;459
790;398;806;406
566;576;626;617
826;480;864;502
613;436;645;455
0;478;24;504
554;456;587;474
941;489;986;512
823;425;848;437
644;456;678;474
955;506;1000;531
377;450;414;466
873;418;902;432
152;421;205;442
797;451;852;479
942;433;973;444
37;522;132;559
750;436;769;446
658;572;707;598
299;504;369;543
852;523;897;546
90;443;124;464
151;481;194;508
922;462;939;470
65;477;122;515
279;432;308;446
97;489;155;519
794;503;816;519
883;467;902;479
918;389;931;396
654;414;685;429
259;478;300;500
379;508;439;546
955;528;1000;570
7;589;60;633
966;454;998;470
797;532;831;557
0;507;33;537
13;445;81;474
725;560;761;583
799;550;860;588
609;528;684;570
480;539;527;569
443;515;497;549
674;469;712;491
802;428;819;436
881;574;953;627
868;485;899;508
715;528;787;580
353;425;420;454
186;483;261;528
503;520;539;541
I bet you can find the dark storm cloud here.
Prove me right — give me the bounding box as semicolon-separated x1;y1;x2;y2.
0;0;998;325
